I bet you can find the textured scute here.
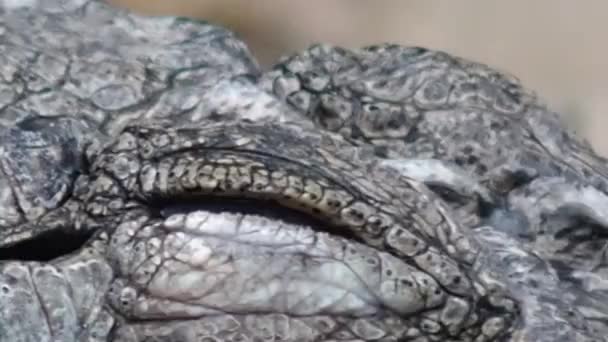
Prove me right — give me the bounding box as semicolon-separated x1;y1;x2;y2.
473;226;602;341
0;0;261;131
112;315;416;342
0;117;94;245
106;211;438;341
261;43;608;195
262;43;608;340
0;0;298;247
0;248;114;342
0;1;608;342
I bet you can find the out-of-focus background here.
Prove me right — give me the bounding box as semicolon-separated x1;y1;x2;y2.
111;1;608;154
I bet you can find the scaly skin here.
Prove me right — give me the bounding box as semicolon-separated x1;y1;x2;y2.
261;43;608;340
0;0;608;341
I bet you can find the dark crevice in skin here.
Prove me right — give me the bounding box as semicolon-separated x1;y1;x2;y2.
0;228;95;262
149;196;363;244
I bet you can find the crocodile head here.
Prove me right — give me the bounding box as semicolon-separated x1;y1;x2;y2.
0;1;607;341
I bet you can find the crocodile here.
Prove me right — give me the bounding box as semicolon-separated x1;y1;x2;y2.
1;0;608;341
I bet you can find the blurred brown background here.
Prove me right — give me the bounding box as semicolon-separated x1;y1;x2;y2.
111;1;608;154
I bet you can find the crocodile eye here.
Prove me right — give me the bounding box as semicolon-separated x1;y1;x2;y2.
427;184;466;205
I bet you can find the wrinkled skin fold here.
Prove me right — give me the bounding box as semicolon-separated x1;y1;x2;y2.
1;1;608;341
